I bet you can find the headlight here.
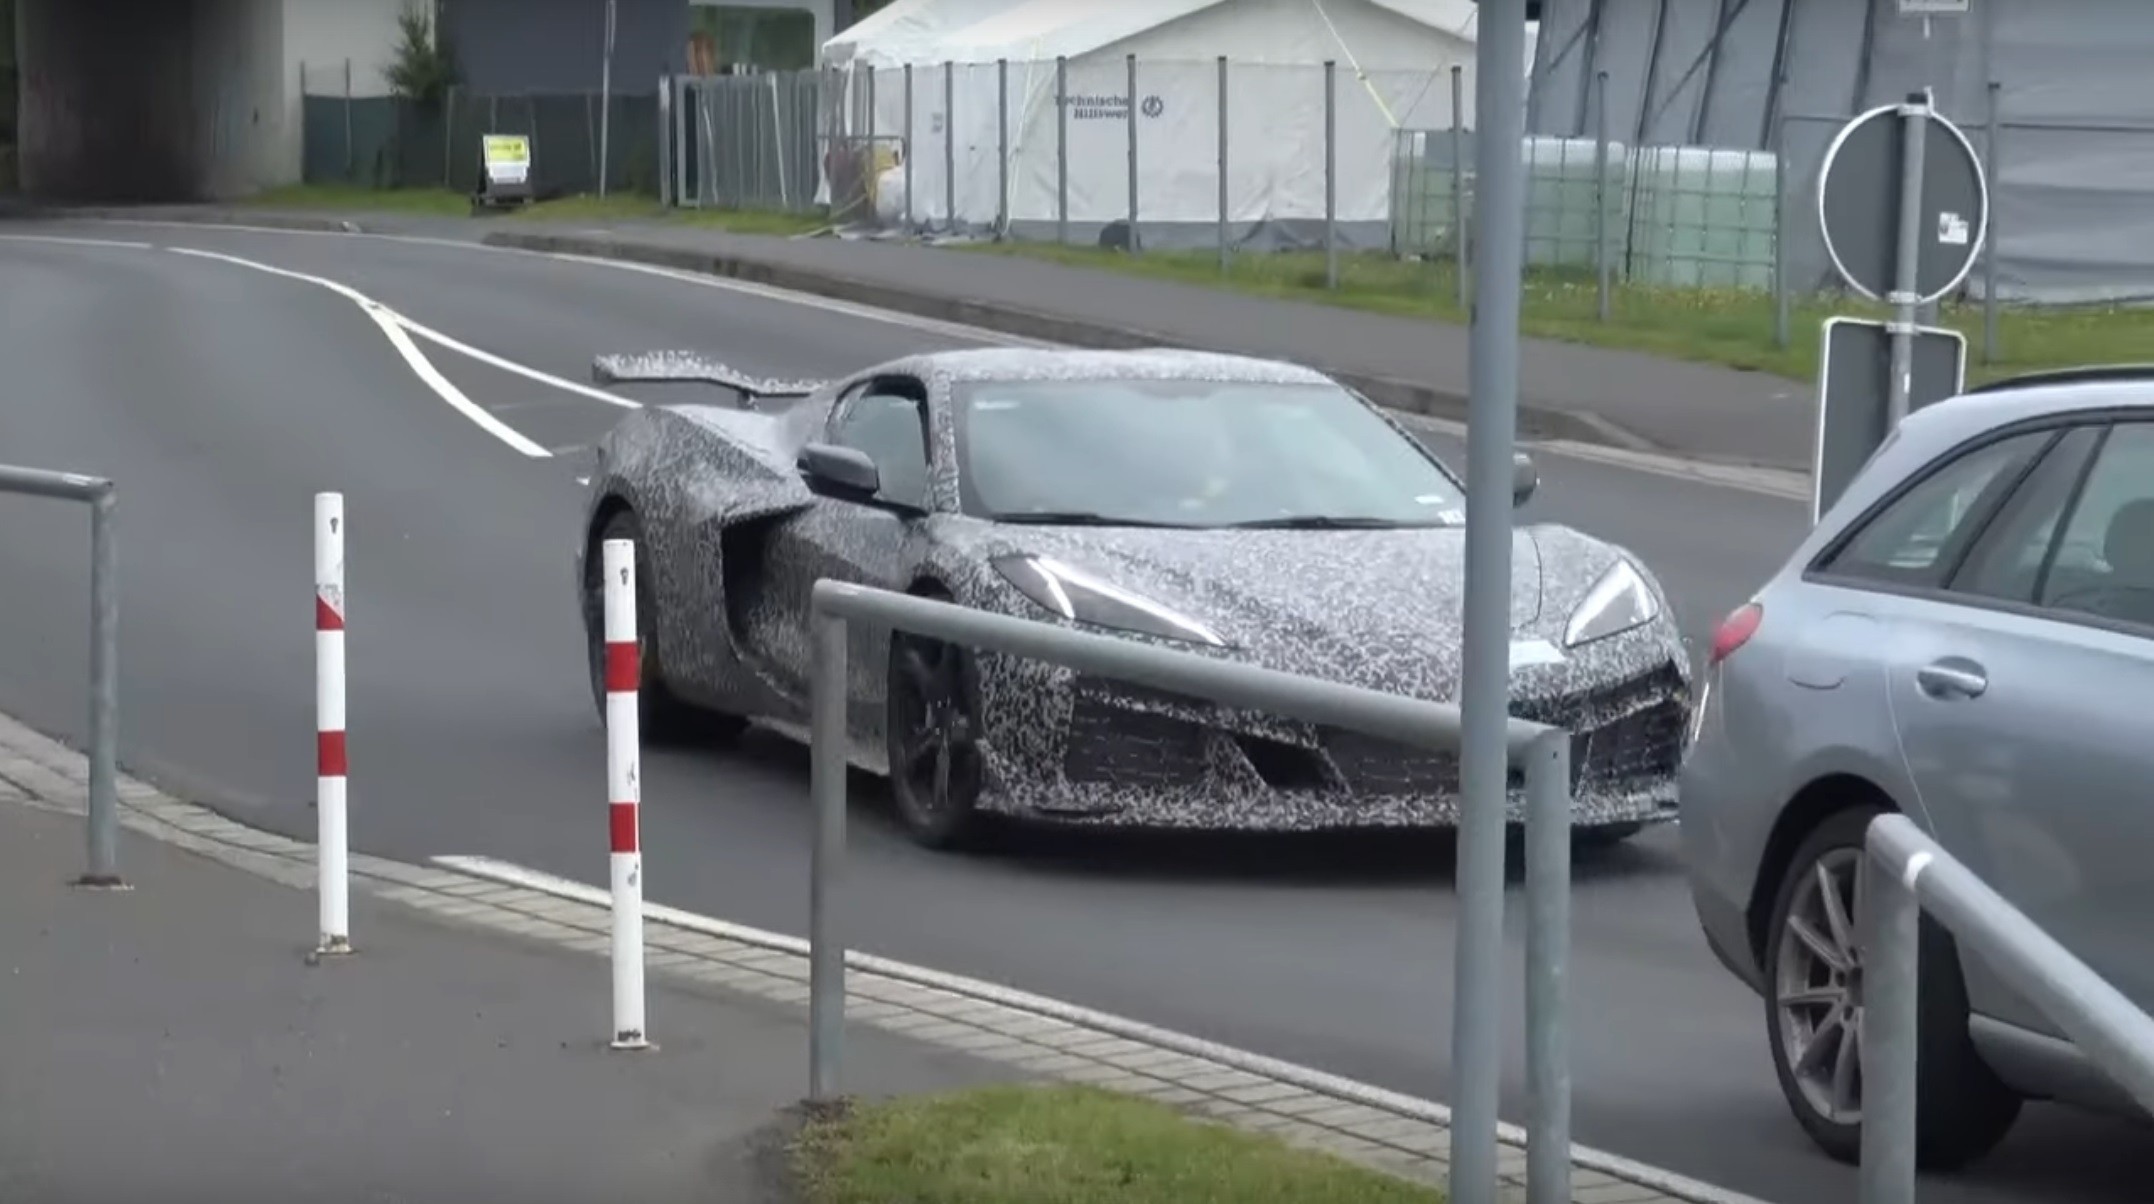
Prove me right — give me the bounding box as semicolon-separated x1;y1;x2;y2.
992;554;1228;647
1563;558;1660;648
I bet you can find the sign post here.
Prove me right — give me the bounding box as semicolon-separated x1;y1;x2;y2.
1812;90;1988;517
475;133;535;210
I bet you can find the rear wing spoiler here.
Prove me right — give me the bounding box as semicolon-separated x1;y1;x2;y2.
591;351;824;409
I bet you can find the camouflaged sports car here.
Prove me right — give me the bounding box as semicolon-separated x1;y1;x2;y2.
575;346;1691;849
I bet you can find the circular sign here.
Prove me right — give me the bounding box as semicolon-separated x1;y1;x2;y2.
1816;99;1989;304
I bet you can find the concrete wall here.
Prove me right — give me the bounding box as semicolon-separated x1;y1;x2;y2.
17;0;202;200
190;0;283;197
441;0;687;95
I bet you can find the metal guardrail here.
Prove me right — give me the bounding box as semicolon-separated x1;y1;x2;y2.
805;578;1578;1204
0;463;120;886
1862;813;2154;1202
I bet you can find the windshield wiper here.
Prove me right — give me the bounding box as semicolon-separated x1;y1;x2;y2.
994;511;1194;528
1224;515;1422;529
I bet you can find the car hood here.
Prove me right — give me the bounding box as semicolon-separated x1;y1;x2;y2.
944;520;1634;699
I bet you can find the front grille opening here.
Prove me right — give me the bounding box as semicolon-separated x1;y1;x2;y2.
1237;735;1330;791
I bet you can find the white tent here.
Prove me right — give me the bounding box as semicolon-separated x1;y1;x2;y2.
820;0;1529;249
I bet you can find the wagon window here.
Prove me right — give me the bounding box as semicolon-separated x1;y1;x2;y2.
1817;429;2053;590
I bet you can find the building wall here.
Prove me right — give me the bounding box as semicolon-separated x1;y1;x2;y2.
190;0;284;197
441;0;687;95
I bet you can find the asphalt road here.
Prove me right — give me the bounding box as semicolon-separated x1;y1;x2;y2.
0;222;2144;1204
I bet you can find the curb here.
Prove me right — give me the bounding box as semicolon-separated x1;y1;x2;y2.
479;229;1651;453
0;710;1776;1204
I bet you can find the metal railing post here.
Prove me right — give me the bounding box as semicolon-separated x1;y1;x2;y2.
902;64;915;232
0;464;122;888
1860;840;1920;1204
1523;728;1572;1204
1594;69;1611;323
807;610;849;1101
1983;80;2002;364
1451;64;1468;308
802;579;1587;1173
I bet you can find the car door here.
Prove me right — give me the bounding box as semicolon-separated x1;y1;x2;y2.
768;373;937;731
1879;416;2154;1036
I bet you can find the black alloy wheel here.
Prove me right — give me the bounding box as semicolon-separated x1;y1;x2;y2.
884;630;988;849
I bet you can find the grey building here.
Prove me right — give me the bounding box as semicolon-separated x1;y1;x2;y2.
1527;0;2154;302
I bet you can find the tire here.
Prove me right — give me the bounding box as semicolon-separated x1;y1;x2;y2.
584;508;747;746
1761;803;2022;1170
883;624;989;851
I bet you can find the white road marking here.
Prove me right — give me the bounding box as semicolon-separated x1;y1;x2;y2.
395;316;639;409
0;233;157;250
45;217;1811;500
163;245;614;458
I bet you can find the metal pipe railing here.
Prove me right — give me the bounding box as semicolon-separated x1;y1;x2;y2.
805;578;1577;1204
1863;813;2154;1202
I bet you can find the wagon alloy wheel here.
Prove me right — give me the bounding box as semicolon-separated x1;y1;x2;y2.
886;633;986;849
1761;805;2023;1171
1774;846;1867;1125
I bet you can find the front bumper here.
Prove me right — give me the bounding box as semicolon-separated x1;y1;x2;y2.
970;657;1690;832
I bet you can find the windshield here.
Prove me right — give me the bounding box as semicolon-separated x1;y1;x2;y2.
953;378;1465;527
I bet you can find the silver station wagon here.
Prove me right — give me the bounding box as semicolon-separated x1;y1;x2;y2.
1681;366;2154;1169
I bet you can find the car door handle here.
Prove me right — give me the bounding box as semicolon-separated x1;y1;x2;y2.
1916;659;1988;699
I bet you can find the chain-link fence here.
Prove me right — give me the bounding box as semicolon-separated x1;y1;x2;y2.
299;62;662;197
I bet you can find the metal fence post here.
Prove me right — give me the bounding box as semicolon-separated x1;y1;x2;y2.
1983;80;2002;364
1451;64;1468;308
1324;59;1338;289
902;63;915;232
944;61;957;232
1126;53;1140;252
997;58;1010;237
1217;55;1230;274
1594;69;1611;322
599;0;617;196
343;59;354;180
1523;729;1572;1204
1056;56;1069;244
1453;0;1529;1198
1772;111;1790;349
807;610;849;1101
1860;837;1922;1204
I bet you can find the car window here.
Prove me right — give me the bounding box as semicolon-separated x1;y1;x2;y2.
832;383;930;509
1949;425;2101;603
2031;422;2154;627
950;378;1464;527
1818;429;2053;589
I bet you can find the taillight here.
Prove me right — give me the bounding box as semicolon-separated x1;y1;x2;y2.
1708;602;1763;667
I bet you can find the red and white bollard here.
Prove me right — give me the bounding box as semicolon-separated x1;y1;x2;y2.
602;538;650;1049
314;492;352;955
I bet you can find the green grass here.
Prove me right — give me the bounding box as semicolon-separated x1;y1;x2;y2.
243;183;830;236
959;242;2154;387
790;1084;1442;1204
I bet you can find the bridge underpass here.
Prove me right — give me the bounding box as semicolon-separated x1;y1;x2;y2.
13;0;274;202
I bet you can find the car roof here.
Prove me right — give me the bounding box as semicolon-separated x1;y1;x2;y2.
887;346;1341;388
1917;366;2154;440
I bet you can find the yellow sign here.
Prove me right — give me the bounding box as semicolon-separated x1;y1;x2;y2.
482;135;531;167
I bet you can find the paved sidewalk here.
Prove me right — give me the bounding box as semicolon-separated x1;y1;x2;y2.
0;706;1769;1204
0;803;1010;1204
16;202;1816;472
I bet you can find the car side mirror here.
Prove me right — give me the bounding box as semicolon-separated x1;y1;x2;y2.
798;442;882;503
1512;451;1539;507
